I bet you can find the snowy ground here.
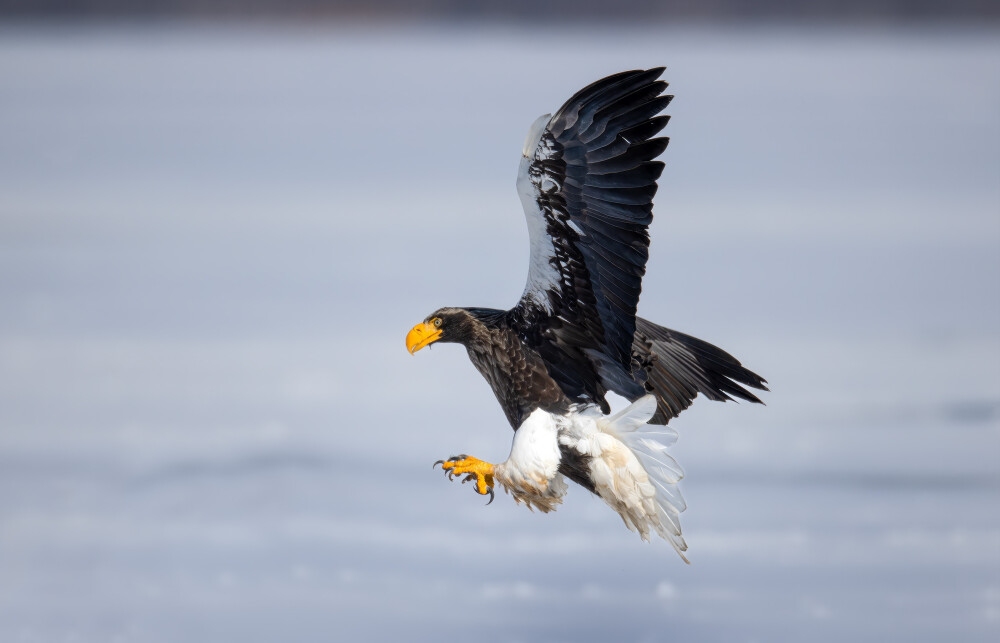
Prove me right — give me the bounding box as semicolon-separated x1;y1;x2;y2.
0;22;998;643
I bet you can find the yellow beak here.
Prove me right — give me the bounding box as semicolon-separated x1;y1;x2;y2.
406;322;442;354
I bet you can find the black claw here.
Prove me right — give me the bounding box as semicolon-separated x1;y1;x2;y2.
485;487;494;505
434;456;466;470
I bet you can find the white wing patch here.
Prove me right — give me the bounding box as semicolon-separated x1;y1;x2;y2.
521;113;551;157
516;113;560;313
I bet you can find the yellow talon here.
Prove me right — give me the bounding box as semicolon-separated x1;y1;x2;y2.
434;454;496;500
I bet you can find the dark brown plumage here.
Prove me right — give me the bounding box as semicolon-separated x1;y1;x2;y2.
408;68;767;513
419;308;572;429
420;307;766;434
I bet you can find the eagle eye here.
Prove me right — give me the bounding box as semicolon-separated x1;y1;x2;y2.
432;318;442;328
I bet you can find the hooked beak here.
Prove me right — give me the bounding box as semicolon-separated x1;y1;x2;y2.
406;322;442;355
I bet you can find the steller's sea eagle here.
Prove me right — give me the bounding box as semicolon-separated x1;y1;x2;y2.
405;68;767;560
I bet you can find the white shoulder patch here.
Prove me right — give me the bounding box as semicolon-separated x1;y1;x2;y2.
516;113;560;313
522;113;552;157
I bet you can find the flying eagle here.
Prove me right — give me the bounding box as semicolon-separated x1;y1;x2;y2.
406;68;766;560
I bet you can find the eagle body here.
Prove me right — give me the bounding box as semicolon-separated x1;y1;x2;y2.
406;68;767;560
448;307;572;429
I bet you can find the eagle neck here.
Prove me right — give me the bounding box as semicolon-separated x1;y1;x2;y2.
460;319;570;429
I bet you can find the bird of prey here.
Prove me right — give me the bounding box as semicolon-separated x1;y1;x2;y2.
406;68;766;560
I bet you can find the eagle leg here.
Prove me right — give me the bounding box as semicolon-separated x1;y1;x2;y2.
433;454;495;503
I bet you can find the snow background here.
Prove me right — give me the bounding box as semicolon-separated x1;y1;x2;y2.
0;22;998;642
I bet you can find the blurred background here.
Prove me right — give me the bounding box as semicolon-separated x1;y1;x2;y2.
0;2;998;642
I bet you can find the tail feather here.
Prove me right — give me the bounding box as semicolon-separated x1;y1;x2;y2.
593;394;690;562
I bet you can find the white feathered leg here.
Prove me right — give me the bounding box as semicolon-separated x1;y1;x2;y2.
439;396;689;561
493;408;569;513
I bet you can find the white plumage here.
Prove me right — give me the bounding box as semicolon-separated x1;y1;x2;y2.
515;114;560;315
493;395;688;560
408;68;766;564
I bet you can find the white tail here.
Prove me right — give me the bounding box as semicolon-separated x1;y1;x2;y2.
591;395;690;562
500;396;691;561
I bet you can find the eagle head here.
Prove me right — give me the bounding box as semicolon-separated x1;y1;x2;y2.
405;307;479;354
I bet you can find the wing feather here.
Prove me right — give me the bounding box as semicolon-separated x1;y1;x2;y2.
513;68;767;421
634;317;769;424
515;68;670;402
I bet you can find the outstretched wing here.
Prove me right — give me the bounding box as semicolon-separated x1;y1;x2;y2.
514;68;671;405
633;317;769;425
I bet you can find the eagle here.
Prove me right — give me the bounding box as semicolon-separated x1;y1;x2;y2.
405;68;766;560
